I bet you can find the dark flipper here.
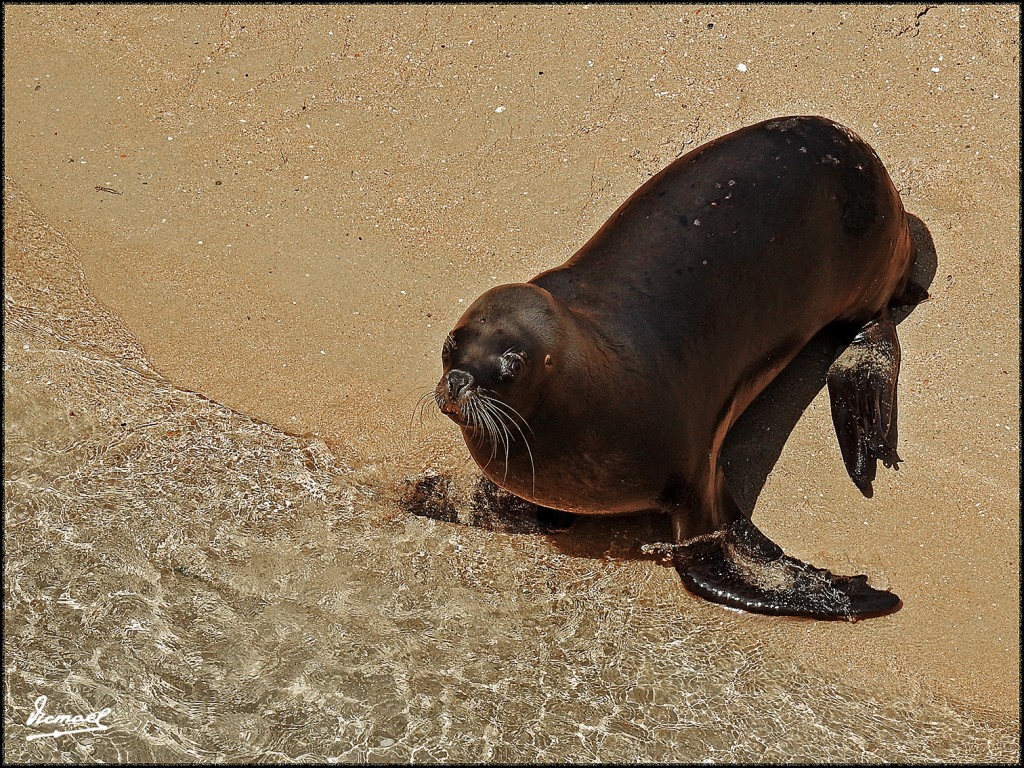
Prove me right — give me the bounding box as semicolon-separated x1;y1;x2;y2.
673;517;900;620
827;315;902;497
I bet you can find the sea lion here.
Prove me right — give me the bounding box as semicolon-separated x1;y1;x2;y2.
433;115;926;620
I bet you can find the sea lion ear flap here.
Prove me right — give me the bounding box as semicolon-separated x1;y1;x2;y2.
544;355;554;366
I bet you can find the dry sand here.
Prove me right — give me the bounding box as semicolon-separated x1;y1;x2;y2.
4;2;1019;726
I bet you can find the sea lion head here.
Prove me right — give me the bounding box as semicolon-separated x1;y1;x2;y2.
435;283;563;438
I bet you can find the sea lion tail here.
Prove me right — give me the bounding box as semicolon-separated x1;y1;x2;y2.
673;518;901;620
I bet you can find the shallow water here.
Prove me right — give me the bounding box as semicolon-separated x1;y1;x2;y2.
3;186;1018;762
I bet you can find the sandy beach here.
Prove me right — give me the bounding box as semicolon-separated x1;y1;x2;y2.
4;4;1019;759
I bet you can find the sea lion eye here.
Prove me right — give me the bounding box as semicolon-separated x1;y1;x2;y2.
499;352;525;380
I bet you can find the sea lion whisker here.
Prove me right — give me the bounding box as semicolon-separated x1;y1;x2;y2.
472;397;508;469
479;393;536;493
463;397;494;457
510;418;536;494
517;423;536;493
480;392;535;436
474;390;529;443
464;396;483;435
459;392;522;486
412;393;426;429
480;403;504;464
413;388;441;429
481;398;515;483
433;387;448;414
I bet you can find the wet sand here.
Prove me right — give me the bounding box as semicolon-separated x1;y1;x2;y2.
4;2;1020;751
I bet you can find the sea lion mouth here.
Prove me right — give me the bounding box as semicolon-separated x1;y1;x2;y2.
433;369;537;492
439;397;467;424
435;369;476;424
434;369;529;434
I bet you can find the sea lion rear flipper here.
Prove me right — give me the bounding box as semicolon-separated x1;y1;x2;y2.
673;517;900;620
826;315;901;497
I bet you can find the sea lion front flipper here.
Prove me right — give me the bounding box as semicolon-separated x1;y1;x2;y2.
826;315;902;497
673;517;901;620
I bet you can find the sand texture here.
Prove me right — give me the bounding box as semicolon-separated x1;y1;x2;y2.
4;4;1020;760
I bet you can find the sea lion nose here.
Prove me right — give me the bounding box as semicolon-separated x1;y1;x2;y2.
446;369;475;400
